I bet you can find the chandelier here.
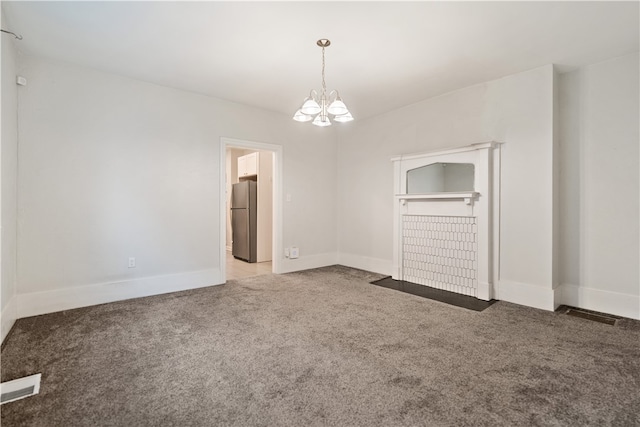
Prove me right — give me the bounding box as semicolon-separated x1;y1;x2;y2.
293;39;353;126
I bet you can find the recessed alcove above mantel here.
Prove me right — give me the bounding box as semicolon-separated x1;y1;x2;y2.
391;142;502;301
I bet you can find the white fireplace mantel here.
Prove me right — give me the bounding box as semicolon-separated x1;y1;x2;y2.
391;142;502;301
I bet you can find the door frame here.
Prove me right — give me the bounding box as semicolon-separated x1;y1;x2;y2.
220;137;283;279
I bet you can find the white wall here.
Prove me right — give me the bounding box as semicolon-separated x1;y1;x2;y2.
16;56;338;317
255;150;274;263
558;53;639;319
10;52;638;321
1;8;19;341
336;65;556;310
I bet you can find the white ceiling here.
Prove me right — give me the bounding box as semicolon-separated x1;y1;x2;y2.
3;1;638;120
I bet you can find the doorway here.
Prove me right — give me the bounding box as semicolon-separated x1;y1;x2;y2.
220;138;282;281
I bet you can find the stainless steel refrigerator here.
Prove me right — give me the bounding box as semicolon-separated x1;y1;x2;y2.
231;181;257;263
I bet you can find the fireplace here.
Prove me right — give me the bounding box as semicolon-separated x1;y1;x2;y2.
391;142;501;301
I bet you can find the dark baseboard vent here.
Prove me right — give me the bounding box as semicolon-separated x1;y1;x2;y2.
561;306;619;326
1;373;41;404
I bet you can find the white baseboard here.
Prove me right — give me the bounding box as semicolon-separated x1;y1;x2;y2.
1;295;17;344
17;268;223;319
337;253;393;276
226;246;232;252
557;283;640;320
495;279;557;311
279;252;338;274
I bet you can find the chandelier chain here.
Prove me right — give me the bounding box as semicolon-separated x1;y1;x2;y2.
321;45;326;96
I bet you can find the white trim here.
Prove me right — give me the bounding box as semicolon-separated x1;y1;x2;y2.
391;142;499;162
337;253;393;276
396;192;478;199
495;279;557;311
17;268;222;318
492;146;501;289
279;252;338;274
220;137;283;277
557;284;640;320
396;192;478;201
1;295;17;344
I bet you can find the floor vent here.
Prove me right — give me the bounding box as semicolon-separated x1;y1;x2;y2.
565;308;618;326
1;374;41;404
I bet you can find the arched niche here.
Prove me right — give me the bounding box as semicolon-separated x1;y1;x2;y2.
407;162;475;194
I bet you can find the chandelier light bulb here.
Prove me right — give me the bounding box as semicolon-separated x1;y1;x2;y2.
327;97;348;116
293;109;313;122
333;112;354;122
312;114;332;127
300;97;321;115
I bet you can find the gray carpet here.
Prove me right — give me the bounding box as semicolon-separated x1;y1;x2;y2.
1;266;639;426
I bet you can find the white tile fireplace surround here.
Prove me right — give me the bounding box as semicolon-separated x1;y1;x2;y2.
402;215;478;297
392;142;501;301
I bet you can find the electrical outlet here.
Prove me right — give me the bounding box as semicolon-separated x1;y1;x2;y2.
284;248;290;258
290;247;299;259
128;257;136;268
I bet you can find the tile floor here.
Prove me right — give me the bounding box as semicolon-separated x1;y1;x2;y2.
226;251;272;280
